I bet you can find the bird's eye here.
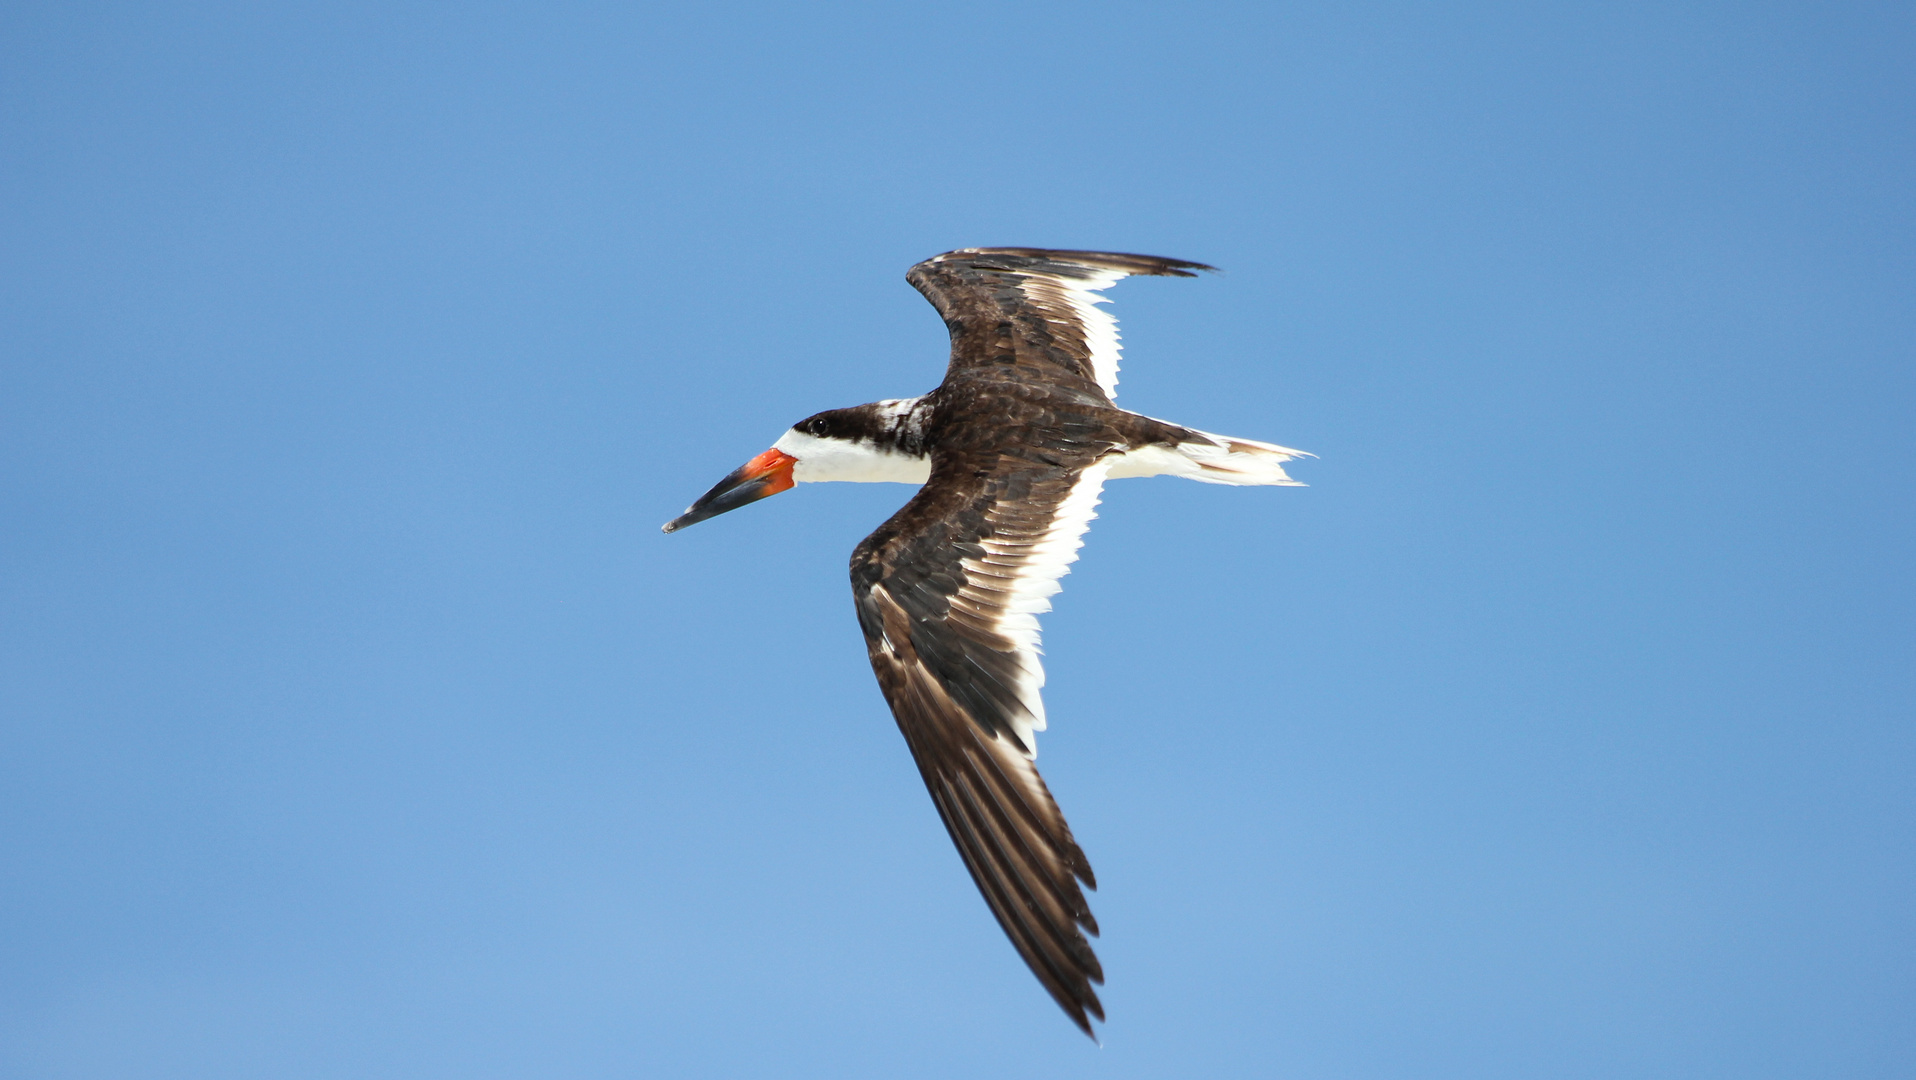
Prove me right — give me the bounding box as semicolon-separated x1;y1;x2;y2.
805;418;829;435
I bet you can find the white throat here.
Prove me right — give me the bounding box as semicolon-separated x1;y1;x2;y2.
774;429;930;484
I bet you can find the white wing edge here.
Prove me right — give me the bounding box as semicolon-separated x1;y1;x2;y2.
955;460;1113;757
1018;269;1128;400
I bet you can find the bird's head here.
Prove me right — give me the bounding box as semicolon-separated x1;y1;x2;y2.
661;404;927;533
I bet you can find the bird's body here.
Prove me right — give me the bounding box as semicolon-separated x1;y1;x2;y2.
664;248;1309;1035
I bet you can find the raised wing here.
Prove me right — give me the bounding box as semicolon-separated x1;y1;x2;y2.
906;248;1214;402
851;450;1115;1035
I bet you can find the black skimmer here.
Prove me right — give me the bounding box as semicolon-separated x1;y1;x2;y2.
663;248;1310;1036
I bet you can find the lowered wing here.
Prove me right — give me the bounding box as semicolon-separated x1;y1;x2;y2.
851;446;1115;1035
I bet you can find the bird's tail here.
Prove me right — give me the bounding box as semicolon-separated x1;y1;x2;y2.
1108;427;1313;486
1178;430;1312;486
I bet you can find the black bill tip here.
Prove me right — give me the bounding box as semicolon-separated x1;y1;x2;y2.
660;448;797;534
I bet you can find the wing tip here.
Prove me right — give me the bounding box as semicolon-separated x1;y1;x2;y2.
924;246;1218;279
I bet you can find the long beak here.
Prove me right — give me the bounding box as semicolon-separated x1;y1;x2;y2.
661;448;797;533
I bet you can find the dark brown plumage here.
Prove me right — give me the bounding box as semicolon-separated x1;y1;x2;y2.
850;249;1215;1034
663;247;1309;1037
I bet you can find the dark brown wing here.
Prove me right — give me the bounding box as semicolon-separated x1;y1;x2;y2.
851;444;1117;1036
906;248;1215;403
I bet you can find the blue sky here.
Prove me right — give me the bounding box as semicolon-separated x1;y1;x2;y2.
2;2;1911;1077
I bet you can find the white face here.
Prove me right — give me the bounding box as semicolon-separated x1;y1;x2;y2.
772;428;931;485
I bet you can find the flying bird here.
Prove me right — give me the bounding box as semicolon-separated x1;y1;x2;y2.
662;248;1310;1036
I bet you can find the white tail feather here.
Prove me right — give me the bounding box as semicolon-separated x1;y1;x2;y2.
1105;429;1313;486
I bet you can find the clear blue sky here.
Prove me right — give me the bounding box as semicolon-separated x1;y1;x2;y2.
3;3;1911;1077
